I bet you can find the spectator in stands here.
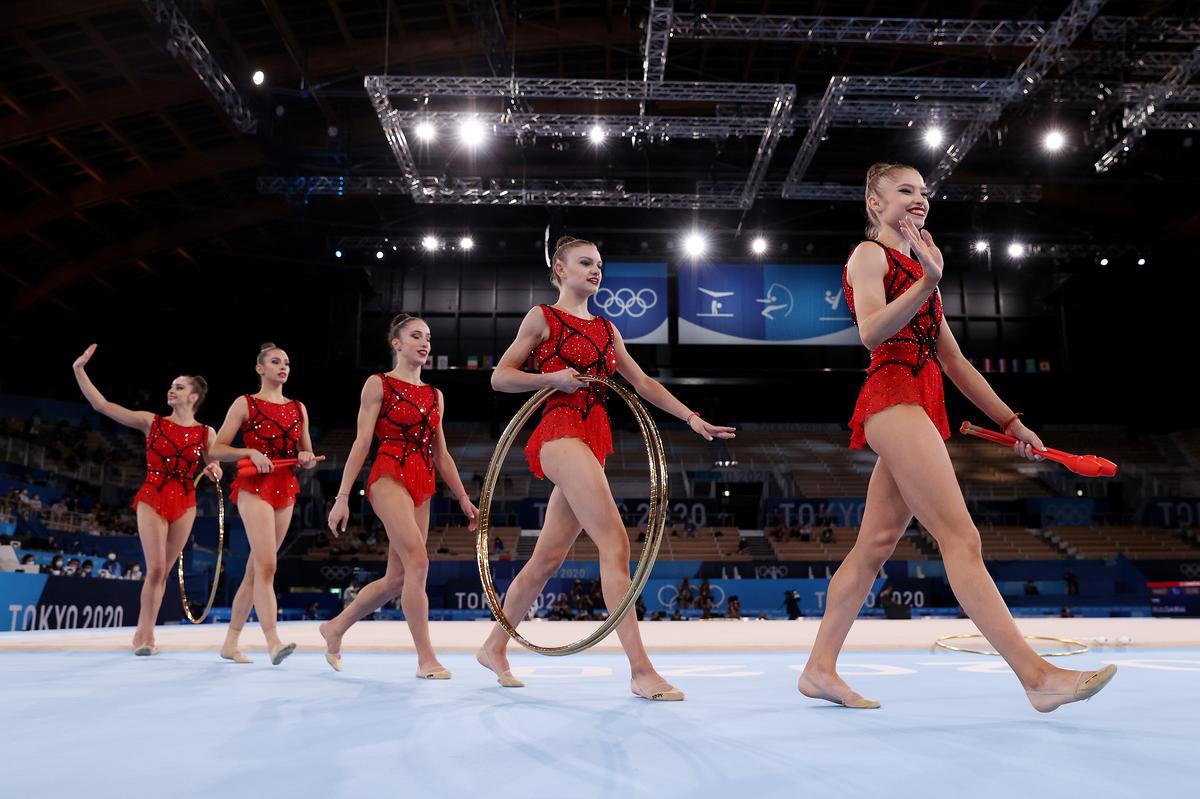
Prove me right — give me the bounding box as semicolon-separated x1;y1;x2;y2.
670;609;683;621
303;602;321;621
726;595;742;619
99;551;122;579
684;519;697;538
79;559;94;578
48;555;64;576
343;581;360;608
0;536;18;573
64;557;80;576
784;590;802;620
698;578;712;606
1024;580;1040;595
651;611;665;621
677;578;695;609
636;596;646;621
20;554;39;573
820;525;834;544
800;525;813;542
126;562;143;580
636;530;646;543
1063;570;1079;596
736;538;749;553
1059;606;1074;618
493;536;505;555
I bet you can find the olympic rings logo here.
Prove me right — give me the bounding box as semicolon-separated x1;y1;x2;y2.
594;287;658;318
755;565;791;579
321;565;353;580
657;583;726;609
1181;563;1200;579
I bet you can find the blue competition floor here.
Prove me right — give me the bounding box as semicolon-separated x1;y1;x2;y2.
2;648;1196;798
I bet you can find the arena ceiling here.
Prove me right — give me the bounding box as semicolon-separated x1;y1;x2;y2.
2;0;1197;318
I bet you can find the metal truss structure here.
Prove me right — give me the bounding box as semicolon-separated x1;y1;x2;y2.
924;0;1106;191
1095;44;1200;172
1089;17;1200;44
357;6;1194;207
140;0;257;133
365;74;794;209
671;14;1048;46
260;176;1042;205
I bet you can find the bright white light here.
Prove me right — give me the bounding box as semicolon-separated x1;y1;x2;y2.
459;236;474;251
683;232;707;258
1137;257;1146;266
459;118;484;147
1043;129;1066;152
973;240;989;253
924;127;945;148
588;124;606;144
334;250;343;258
1099;257;1109;266
415;121;436;142
422;235;440;252
375;251;384;260
252;70;265;86
751;237;767;255
1007;242;1025;258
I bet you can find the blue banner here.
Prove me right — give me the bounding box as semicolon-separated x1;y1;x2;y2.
677;262;859;345
1142;497;1200;528
764;497;868;527
642;577;885;615
588;262;668;343
0;572;181;632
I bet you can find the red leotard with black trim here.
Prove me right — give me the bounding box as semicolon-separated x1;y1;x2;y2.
366;374;440;506
131;416;208;523
524;304;618;479
229;395;304;509
845;240;950;449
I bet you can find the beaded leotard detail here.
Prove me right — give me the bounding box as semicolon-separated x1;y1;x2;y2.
524;304;617;479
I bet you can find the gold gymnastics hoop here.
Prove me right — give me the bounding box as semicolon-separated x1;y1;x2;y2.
176;473;225;624
476;375;668;656
935;633;1089;657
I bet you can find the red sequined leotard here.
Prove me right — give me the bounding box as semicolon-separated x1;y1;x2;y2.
524;304;618;479
131;416;208;523
229;395;304;509
366;374;440;507
845;240;950;449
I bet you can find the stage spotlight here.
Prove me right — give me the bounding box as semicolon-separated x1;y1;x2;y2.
924;127;945;148
415;121;436;142
1043;129;1066;152
1007;242;1026;258
683;232;707;258
334;250;343;258
973;240;989;253
422;235;441;252
459;118;484;147
459;236;474;251
375;251;384;260
252;70;265;86
751;237;767;255
1099;257;1109;266
1137;257;1146;266
588;124;606;144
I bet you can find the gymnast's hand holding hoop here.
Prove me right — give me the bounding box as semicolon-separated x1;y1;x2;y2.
202;461;223;482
